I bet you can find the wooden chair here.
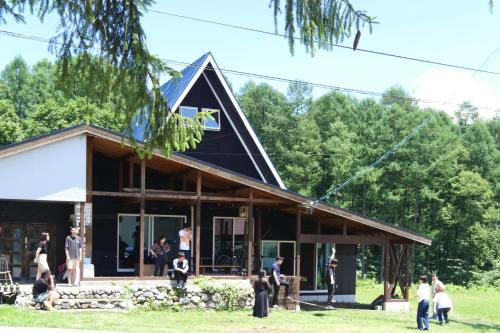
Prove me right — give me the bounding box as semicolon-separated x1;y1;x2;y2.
0;256;13;284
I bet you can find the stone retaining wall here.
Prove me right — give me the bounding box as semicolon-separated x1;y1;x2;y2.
15;280;254;311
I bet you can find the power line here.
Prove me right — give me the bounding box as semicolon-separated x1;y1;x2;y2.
149;9;500;77
315;41;500;203
1;29;499;112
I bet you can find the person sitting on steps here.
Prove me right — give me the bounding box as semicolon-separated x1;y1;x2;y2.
32;269;58;311
173;252;189;289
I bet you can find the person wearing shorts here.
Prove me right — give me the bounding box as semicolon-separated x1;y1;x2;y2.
33;269;58;310
65;227;83;286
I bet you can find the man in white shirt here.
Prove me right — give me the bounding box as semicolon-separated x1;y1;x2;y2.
416;275;430;331
173;252;189;289
178;224;192;269
433;286;452;325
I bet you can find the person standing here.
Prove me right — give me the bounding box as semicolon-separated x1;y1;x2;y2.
178;224;192;268
65;227;83;287
148;235;171;276
433;286;453;325
35;232;50;280
32;269;58;311
173;252;189;288
253;270;272;318
416;275;431;331
270;256;290;308
326;258;339;307
431;273;445;319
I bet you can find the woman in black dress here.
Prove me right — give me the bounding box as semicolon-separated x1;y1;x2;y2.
253;270;272;318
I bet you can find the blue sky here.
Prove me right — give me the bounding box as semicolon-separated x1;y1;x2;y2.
0;0;499;118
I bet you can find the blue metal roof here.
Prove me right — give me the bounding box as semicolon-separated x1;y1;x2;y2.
131;52;212;141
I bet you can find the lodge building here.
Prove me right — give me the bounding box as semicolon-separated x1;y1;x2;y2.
0;53;431;306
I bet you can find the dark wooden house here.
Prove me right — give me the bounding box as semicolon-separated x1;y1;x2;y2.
0;53;431;307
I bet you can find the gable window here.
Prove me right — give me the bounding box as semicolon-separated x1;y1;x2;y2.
202;108;221;131
179;106;198;119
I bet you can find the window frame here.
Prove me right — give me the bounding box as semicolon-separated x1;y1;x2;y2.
179;106;199;120
201;108;221;131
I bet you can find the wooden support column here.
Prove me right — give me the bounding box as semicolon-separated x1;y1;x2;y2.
383;242;391;302
129;160;134;188
195;170;201;277
296;210;302;279
83;137;93;280
247;189;254;276
256;209;262;264
79;202;85;282
138;159;146;277
405;244;411;300
118;161;123;192
316;220;321;234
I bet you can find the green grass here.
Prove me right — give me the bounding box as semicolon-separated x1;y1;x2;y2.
1;282;499;333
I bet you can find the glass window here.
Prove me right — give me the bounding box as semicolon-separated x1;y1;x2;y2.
117;215;139;271
316;243;334;290
202;108;221;130
261;241;296;276
179;106;198;119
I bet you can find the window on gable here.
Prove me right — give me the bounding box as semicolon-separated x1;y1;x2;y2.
179;106;198;119
202;108;221;131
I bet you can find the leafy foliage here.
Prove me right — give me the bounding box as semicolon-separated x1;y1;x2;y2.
238;83;499;286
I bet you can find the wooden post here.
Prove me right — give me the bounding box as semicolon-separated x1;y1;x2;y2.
316;220;321;234
118;161;123;192
195;171;201;277
296;210;302;279
139;159;146;277
129;160;134;188
405;244;411;300
256;208;262;267
84;137;93;279
384;242;391;302
342;221;347;236
79;202;85;282
247;189;254;276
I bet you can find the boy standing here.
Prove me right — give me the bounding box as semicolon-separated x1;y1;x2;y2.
178;224;192;268
270;256;290;308
416;275;430;331
65;227;83;286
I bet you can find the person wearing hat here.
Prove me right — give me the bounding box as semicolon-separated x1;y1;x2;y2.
326;258;339;307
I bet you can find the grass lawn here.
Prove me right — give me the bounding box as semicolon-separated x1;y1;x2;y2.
1;283;499;333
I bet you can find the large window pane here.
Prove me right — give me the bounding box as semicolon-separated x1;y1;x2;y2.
316;243;334;290
118;215;139;271
261;242;278;275
279;242;295;276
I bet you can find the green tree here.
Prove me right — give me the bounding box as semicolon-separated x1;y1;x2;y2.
0;99;24;145
0;56;30;117
455;101;479;133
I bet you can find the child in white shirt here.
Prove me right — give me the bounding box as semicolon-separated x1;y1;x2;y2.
416;275;430;330
433;286;452;325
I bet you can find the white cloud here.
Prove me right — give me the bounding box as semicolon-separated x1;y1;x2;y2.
412;69;500;119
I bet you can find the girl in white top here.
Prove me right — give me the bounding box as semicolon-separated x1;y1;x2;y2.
433;286;452;325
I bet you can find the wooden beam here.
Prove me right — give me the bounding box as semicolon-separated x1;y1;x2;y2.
195;171;201;277
138;159;146;277
296;210;302;279
90;190;287;204
343;221;347;236
247;189;254;276
316;221;321;234
300;234;389;245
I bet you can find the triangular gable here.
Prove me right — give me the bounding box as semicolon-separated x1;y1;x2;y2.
136;52;286;189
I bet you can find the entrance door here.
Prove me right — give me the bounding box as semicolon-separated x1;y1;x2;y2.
0;223;56;281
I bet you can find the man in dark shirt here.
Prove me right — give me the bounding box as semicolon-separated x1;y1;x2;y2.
65;227;83;286
33;269;58;310
270;256;290;308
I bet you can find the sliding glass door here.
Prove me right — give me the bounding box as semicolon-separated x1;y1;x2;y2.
260;241;296;276
117;214;186;272
212;217;247;268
